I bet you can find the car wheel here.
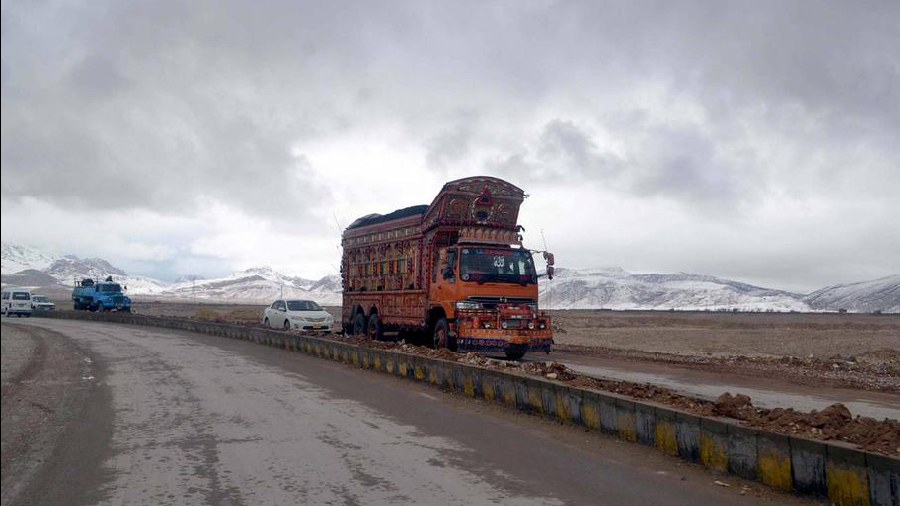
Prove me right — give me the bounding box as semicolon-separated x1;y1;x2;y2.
264;317;270;328
283;319;291;331
367;314;383;341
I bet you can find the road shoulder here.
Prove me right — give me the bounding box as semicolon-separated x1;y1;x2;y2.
0;322;112;506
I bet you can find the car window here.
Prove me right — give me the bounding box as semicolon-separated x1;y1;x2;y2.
287;300;322;311
270;301;279;309
275;300;286;311
13;292;30;300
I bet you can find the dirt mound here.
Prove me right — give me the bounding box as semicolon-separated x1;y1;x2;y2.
714;393;754;419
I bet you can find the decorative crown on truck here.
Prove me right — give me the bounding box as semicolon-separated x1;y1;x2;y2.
341;176;553;360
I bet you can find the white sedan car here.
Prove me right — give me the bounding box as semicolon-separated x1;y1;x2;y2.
263;299;334;332
31;294;55;311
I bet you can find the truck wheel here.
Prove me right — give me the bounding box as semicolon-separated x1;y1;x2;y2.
367;314;383;341
505;350;526;360
352;313;366;336
433;318;450;350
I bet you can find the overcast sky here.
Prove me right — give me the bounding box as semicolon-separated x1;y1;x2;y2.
2;1;898;292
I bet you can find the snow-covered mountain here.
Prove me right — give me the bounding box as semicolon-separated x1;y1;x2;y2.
161;267;342;305
1;243;63;274
42;256;169;295
539;267;811;311
804;275;900;313
2;242;897;311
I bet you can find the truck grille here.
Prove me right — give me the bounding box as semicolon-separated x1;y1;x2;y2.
465;296;535;310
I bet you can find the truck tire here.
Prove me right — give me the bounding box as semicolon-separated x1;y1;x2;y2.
351;313;366;336
505;350;526;360
367;314;383;341
433;318;456;350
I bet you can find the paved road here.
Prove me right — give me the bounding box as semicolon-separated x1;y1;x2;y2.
4;319;816;505
540;351;900;420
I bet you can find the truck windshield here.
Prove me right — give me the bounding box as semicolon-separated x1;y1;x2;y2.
99;284;122;292
459;248;536;285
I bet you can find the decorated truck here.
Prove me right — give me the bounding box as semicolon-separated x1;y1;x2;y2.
341;176;554;359
72;277;132;312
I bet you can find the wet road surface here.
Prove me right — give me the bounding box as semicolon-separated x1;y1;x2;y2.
8;319;817;505
543;351;900;420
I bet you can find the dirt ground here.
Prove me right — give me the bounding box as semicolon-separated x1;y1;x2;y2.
550;310;900;360
132;303;899;357
1;322;105;506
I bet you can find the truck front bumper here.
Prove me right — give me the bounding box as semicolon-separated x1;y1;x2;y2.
454;330;554;354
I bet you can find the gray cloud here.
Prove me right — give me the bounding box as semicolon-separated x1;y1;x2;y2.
2;0;898;286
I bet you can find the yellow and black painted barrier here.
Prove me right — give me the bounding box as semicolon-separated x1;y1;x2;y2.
34;310;899;505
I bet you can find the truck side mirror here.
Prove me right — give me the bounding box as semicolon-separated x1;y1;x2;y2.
543;251;555;266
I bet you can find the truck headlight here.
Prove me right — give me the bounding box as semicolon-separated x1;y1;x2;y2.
456;301;483;310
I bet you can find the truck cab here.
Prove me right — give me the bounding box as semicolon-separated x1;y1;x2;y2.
429;245;552;358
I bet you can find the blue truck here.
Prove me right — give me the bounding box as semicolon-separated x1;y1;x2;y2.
72;277;132;312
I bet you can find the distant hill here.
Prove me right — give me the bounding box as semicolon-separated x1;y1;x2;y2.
0;269;66;288
538;267;810;311
162;268;342;305
804;275;900;313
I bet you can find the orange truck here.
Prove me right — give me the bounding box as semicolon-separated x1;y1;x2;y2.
341;176;554;359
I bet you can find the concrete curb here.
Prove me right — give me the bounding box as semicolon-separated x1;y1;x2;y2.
35;311;900;505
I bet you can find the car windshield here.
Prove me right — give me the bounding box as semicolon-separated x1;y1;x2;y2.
13;292;30;300
33;296;48;302
99;284;121;292
459;248;537;285
287;300;322;311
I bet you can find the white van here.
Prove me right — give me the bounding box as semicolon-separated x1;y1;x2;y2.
1;288;33;317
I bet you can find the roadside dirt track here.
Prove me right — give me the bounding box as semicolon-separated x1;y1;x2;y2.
2;318;816;505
